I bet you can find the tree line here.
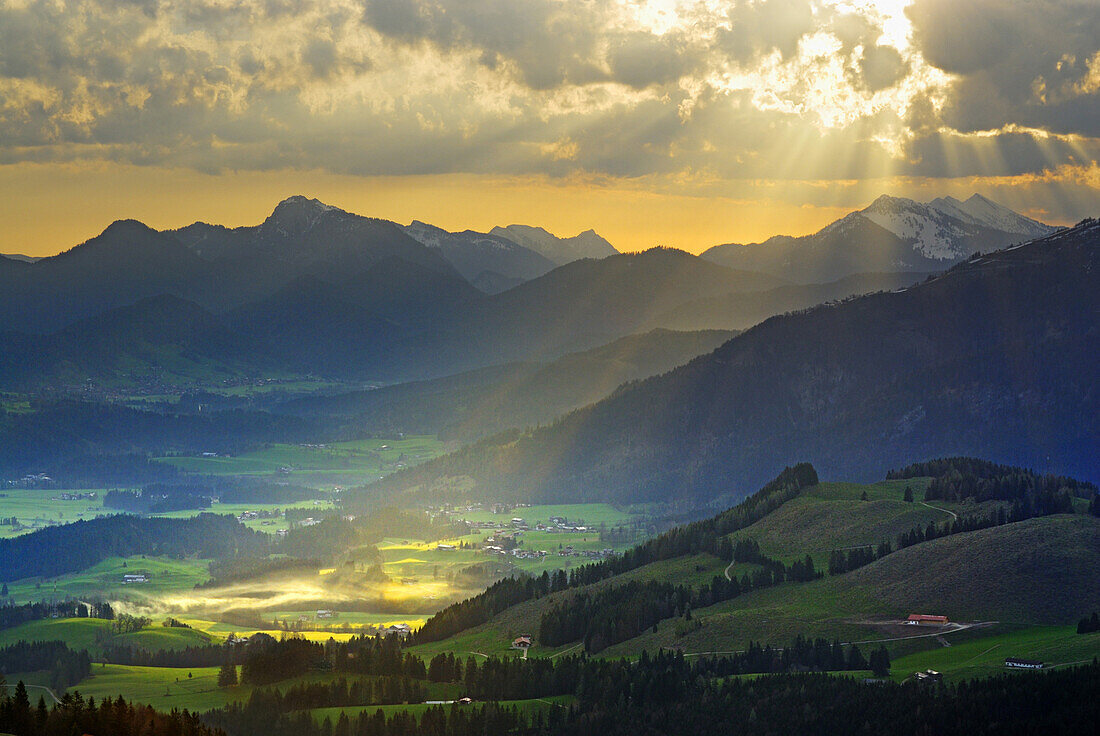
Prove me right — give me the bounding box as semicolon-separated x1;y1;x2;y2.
0;685;223;736
196;650;1100;736
0;641;90;691
0;600;115;630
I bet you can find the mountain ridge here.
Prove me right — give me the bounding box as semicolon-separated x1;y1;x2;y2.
370;219;1099;506
703;193;1058;282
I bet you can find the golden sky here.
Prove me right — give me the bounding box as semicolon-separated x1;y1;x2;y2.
1;0;1097;256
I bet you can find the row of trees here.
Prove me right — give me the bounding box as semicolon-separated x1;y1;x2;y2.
0;641;91;691
1078;612;1100;634
0;600;115;630
198;652;1100;736
0;686;223;736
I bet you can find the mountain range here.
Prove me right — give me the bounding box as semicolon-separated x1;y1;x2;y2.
702;194;1056;282
369;218;1100;506
0;194;1068;395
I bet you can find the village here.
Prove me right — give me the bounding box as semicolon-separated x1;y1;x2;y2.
440;513;618;562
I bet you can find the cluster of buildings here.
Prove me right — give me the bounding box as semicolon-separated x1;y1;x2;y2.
8;472;53;487
55;491;97;501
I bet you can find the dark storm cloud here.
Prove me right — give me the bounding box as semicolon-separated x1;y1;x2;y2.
907;0;1100;135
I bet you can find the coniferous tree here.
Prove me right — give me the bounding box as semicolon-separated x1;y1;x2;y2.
869;646;890;677
217;661;238;686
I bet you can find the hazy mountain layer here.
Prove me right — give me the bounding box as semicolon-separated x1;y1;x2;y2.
373;219;1100;505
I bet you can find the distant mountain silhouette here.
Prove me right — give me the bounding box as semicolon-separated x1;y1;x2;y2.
490;224;618;264
403;221;556;290
373;220;1099;505
702;194;1057;282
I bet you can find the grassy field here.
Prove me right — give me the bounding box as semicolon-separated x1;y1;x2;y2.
0;488;114;538
0;490;335;538
598;515;1100;658
153;436;451;481
0;617;218;653
890;625;1100;682
450;503;641;527
69;665;472;713
724;478;997;566
153;499;335;534
3;555;213;604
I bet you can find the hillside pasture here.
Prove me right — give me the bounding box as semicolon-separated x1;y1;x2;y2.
0;488;112;539
3;555;212;605
0;617;217;654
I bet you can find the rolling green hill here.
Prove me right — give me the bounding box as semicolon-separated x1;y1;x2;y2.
0;618;217;654
407;465;1100;666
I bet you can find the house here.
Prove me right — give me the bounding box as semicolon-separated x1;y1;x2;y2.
1005;657;1044;669
316;609;335;619
381;623;412;638
906;614;949;626
122;573;149;584
912;669;943;684
511;635;533;650
436;543;457;551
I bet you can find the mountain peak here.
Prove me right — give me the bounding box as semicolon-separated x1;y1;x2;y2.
864;194;920;212
263;196;343;234
101;218;157;237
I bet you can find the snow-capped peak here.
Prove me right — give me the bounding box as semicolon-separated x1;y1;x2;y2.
859;195;970;260
928;194;1052;237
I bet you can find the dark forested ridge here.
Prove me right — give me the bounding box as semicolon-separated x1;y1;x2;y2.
370;220;1100;505
0;514;269;581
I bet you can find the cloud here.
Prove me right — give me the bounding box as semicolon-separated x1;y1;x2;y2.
907;0;1100;136
0;0;1093;205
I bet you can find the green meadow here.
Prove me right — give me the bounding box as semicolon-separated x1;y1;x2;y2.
0;491;335;538
0;488;113;538
0;618;217;654
450;503;641;527
889;625;1100;682
2;555;212;604
153;436;451;480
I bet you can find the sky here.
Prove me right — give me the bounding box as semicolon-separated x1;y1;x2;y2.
1;0;1098;256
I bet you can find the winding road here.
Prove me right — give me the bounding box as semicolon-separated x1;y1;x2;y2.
920;501;958;521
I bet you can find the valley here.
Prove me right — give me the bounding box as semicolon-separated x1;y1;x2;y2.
0;202;1096;736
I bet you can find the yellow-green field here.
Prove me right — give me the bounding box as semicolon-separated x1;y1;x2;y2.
0;488;114;538
0;617;218;653
449;503;641;527
3;555;213;604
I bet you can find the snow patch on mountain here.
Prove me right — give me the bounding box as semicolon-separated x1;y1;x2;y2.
928;194;1054;237
860;195;970;260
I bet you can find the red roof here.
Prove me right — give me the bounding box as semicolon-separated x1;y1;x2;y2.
907;614;949;622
